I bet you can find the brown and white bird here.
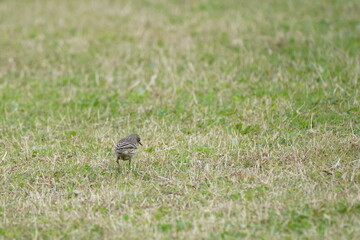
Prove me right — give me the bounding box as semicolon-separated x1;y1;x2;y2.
115;133;142;167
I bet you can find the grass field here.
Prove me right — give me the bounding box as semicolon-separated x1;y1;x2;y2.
0;0;359;239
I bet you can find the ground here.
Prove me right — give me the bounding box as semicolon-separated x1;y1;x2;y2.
0;0;359;239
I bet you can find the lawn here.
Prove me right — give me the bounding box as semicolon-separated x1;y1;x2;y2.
0;0;359;239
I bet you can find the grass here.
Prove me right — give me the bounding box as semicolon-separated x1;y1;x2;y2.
0;0;359;239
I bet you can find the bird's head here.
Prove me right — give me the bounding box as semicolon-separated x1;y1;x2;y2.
128;133;142;146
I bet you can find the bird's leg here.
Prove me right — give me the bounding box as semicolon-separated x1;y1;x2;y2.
128;159;132;169
116;156;120;168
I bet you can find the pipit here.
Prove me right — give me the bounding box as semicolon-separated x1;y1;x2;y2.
115;133;142;167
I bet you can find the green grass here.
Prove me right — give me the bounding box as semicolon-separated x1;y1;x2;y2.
0;0;359;239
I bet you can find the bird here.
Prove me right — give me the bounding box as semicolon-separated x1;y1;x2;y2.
115;133;142;168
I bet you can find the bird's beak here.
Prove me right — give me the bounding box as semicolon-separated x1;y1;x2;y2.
139;142;142;146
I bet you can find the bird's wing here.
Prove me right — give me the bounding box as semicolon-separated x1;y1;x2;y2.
115;141;137;153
